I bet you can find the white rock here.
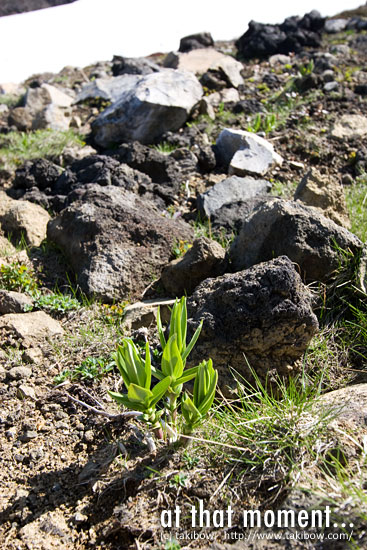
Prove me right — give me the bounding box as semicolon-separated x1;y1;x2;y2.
325;19;349;33
331;114;367;140
216;128;283;177
75;74;141;103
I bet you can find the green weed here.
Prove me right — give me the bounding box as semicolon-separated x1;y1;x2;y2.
0;129;85;170
54;356;114;384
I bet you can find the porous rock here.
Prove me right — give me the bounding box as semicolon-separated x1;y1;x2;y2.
92;69;203;146
47;185;194;301
179;32;214;53
160;237;227;296
230;197;362;282
294;168;350;229
0;191;50;246
236;11;324;59
187;256;318;385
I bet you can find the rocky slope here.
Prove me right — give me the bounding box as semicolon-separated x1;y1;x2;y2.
1;6;367;550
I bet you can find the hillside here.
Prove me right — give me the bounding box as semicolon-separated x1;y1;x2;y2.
1;6;367;550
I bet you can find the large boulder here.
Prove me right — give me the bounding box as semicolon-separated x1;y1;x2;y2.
216;128;283;176
160;237;227;296
187;256;318;386
230;198;362;283
47;185;194;301
236;11;324;59
91;69;203;147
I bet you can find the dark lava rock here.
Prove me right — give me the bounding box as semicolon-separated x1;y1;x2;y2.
111;55;160;76
187;256;318;386
53;154;151;195
47;185;194;301
232;99;264;115
179;32;214;53
230;197;362;283
236;10;324;59
13;159;62;191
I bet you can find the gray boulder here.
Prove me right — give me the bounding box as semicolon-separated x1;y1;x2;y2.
325;19;348;33
230;197;362;282
160;237;227;296
92;69;203;147
216;128;283;176
47;185;194;301
75;75;141;103
187;256;318;386
197;175;271;219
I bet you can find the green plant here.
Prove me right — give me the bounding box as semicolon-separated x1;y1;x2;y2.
169;472;188;488
182;450;199;469
298;59;314;77
27;291;80;314
247;112;277;134
54;356;115;385
152;141;177;154
0;262;38;294
108;297;217;444
164;539;181;550
0;94;22;108
172;239;192;259
0;129;85;170
209;367;337;486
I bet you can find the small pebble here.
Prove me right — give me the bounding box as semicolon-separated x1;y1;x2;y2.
17;385;36;400
20;430;38;442
8;366;32;380
84;430;94;443
6;427;17;439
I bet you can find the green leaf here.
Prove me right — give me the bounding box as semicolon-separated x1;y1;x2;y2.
128;383;153;406
182;395;201;425
144;341;152;390
174;365;199;386
161;334;184;379
107;390;146;412
150;376;172;407
182;320;203;364
157;306;166;350
150;365;165;381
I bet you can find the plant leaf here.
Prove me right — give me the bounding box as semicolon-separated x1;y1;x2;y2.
161;334;184;379
107;390;146;412
128;383;153;406
150;376;172;407
182;320;203;364
157;306;166;350
144;341;152;390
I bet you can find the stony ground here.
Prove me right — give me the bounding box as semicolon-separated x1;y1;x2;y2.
2;8;367;550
